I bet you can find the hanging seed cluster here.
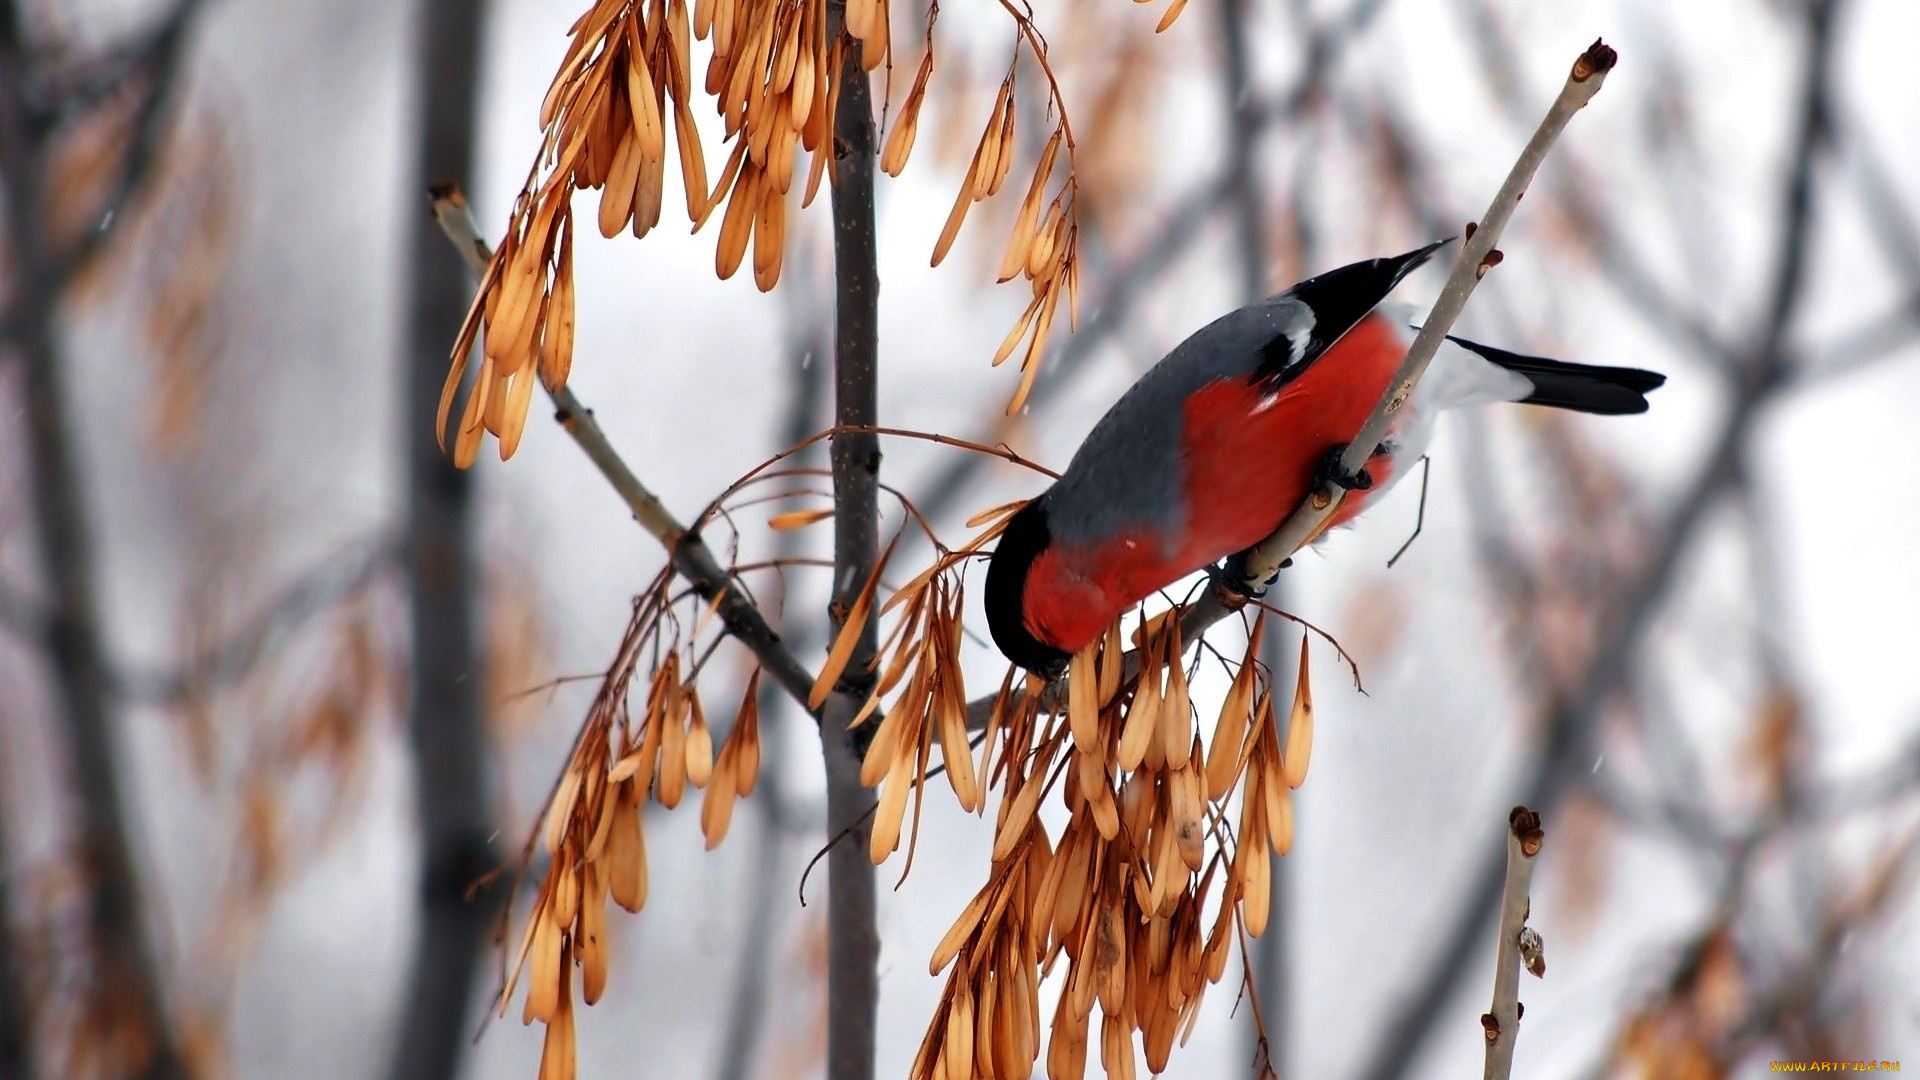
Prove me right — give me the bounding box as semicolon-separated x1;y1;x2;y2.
444;0;1113;465
906;63;1081;419
505;610;764;1080
860;606;1318;1080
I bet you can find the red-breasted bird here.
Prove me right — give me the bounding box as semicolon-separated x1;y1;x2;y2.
984;239;1665;676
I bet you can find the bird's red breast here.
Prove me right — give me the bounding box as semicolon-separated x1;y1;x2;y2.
1020;312;1407;654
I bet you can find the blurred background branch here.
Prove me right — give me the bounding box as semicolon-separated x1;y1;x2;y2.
386;0;496;1075
0;1;204;1075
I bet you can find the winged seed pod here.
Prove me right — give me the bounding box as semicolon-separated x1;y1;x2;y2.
699;677;760;851
881;49;935;177
1282;634;1314;788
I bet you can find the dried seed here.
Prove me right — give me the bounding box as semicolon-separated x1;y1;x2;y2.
579;861;609;1004
536;967;576;1080
1118;638;1164;772
972;82;1011;201
946;982;974;1080
752;183;786;291
769;507;834;530
699;756;737;848
870;749;915;863
524;910;562;1024
930;888;990;975
1281;635;1312;788
1204;629;1260;800
539;229;575;391
991;774;1044;863
607;789;648;911
544;766;583;856
859;0;889;70
1068;643;1100;750
1264;776;1293;855
989;293;1044;369
811;533;894;709
674;96;710;220
714;164;759;279
930;168;977;268
1161;623;1192;770
881;51;934;177
997;128;1061;282
732;670;762;794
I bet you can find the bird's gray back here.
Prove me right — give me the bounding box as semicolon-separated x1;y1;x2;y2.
1043;294;1313;550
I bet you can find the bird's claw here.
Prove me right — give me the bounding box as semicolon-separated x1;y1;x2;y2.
1213;555;1292;602
1316;444;1374;492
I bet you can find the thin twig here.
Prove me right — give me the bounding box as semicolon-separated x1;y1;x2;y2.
1237;40;1617;590
1357;9;1841;1075
118;533;397;704
1482;807;1544;1080
428;188;823;721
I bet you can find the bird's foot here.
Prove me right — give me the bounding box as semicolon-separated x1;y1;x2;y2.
1214;554;1293;602
1316;443;1375;492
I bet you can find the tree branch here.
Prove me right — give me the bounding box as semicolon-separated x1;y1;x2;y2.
712;256;829;1080
386;0;497;1074
821;14;882;1078
0;5;187;1074
116;534;397;705
1217;0;1270;306
1236;40;1617;590
1355;8;1842;1074
1481;808;1544;1080
428;190;823;720
0;737;34;1080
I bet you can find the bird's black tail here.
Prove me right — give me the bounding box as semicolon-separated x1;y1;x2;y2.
1449;337;1667;415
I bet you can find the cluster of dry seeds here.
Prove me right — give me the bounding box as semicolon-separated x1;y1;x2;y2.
442;0;1128;465
911;65;1081;418
857;596;1315;1080
505;609;764;1080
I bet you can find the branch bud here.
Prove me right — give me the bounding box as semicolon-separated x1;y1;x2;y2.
1572;39;1618;82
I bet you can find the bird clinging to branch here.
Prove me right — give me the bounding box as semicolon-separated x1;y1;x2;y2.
985;239;1666;676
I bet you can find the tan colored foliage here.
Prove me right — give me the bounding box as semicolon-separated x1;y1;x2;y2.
439;0;1179;465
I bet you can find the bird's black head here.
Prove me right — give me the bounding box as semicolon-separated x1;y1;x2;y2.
1285;237;1454;359
983;499;1071;680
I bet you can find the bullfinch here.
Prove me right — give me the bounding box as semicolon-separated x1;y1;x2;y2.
984;239;1665;677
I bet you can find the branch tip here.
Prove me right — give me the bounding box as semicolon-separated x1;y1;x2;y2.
1572;39;1617;82
1506;805;1541;835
